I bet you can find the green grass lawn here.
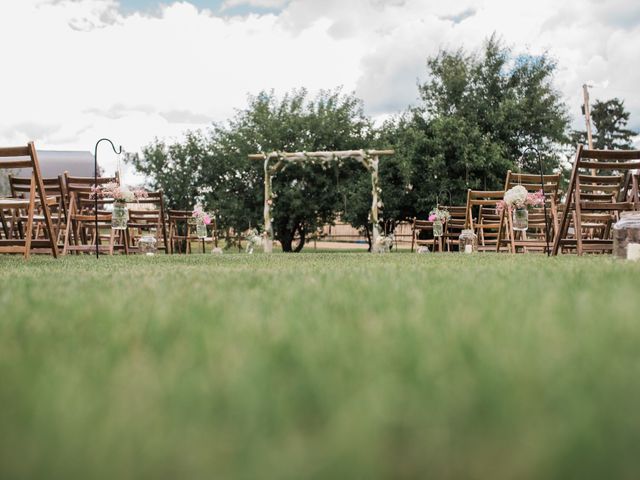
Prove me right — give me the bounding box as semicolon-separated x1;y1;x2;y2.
1;252;640;479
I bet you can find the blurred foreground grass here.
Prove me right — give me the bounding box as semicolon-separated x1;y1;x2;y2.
1;252;640;479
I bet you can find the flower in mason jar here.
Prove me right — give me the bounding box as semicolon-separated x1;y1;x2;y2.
428;207;451;222
498;186;543;213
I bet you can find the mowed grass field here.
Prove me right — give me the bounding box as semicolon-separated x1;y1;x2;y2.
1;252;640;480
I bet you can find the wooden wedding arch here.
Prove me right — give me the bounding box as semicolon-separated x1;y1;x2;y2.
249;149;395;253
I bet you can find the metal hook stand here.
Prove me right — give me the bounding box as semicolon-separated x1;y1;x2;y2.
94;138;123;259
520;147;550;256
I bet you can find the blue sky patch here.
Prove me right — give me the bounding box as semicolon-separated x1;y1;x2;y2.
118;0;284;16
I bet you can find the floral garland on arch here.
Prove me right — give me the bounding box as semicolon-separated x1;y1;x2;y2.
372;232;394;253
245;228;263;254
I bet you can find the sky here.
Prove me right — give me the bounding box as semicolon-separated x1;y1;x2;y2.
1;0;639;178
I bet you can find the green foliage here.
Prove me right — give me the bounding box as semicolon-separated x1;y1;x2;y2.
387;35;570;215
3;254;640;479
129;132;208;210
573;98;637;150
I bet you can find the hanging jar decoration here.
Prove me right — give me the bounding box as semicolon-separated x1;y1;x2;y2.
459;229;477;253
111;201;129;230
512;206;529;231
192;206;211;240
429;207;450;238
613;212;640;260
138;235;157;256
196;218;207;239
433;219;443;237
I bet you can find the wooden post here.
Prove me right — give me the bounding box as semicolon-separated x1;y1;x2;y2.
370;155;381;247
263;157;274;254
583;84;596;176
582;84;594;150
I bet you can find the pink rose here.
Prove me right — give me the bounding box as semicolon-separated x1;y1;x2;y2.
428;214;437;222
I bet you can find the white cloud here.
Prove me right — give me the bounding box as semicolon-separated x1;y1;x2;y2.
1;0;639;180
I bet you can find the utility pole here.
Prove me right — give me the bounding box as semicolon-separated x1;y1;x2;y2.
582;84;594;149
582;84;595;174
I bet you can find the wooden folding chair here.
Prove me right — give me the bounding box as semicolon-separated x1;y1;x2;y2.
439;205;466;252
127;190;169;254
498;170;560;254
62;173;123;255
9;174;68;248
168;209;215;254
552;146;640;255
0;142;58;258
411;218;443;252
465;190;505;252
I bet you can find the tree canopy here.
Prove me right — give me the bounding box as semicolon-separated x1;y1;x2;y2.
384;35;570;213
573;98;637;150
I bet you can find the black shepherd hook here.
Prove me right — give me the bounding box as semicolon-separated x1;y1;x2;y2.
94;138;122;259
520;146;550;256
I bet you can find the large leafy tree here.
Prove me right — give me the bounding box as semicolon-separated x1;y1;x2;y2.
573;98;637;150
387;35;570;213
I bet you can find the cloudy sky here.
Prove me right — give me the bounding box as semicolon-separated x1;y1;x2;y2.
1;0;639;176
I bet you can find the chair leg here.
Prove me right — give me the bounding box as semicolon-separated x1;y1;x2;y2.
23;182;37;260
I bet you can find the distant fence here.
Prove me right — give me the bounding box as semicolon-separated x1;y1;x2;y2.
316;221;413;245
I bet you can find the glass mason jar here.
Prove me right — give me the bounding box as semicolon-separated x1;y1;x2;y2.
613;212;640;260
433;219;443;237
459;229;477;254
111;201;128;230
512;206;529;231
196;219;207;239
138;235;157;256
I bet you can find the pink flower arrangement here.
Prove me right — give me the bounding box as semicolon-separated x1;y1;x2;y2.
192;206;212;225
428;207;451;222
91;182;148;203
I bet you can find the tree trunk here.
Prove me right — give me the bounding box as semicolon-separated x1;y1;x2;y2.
280;222;306;252
364;226;372;252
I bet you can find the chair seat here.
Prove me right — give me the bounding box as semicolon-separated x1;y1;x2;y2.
0;196;58;208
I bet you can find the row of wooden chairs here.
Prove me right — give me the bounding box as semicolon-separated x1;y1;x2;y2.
1;143;218;258
412;146;640;254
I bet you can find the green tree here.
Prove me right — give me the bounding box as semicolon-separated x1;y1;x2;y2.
388;35;570;214
573;98;636;150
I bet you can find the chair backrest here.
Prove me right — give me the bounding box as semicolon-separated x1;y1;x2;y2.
504;170;561;205
9;174;65;198
552;146;640;255
0;142;58;257
64;172;120;212
9;174;68;217
464;190;505;249
465;190;504;228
